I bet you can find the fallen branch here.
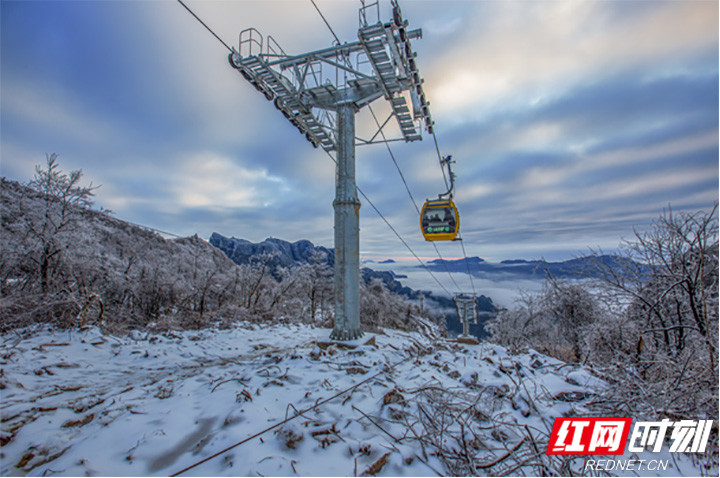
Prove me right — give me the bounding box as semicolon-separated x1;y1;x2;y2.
524;424;550;476
363;452;391;476
310;424;339;437
476;437;526;470
61;413;94;428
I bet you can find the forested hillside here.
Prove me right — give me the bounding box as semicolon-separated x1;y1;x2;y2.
0;157;440;335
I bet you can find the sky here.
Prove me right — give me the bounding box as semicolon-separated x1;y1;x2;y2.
1;0;718;263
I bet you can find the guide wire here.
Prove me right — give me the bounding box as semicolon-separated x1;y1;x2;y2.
176;0;234;53
310;0;341;45
367;107;420;214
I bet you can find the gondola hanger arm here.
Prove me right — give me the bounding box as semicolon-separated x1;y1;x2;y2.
438;155;455;200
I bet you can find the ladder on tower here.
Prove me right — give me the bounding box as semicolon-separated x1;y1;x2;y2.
230;39;336;151
358;23;422;142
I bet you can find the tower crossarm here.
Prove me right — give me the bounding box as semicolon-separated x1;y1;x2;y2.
230;45;337;151
228;1;434;150
266;41;366;71
357;7;431;141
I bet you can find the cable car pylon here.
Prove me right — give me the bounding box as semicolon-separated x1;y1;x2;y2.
454;293;480;344
228;0;434;340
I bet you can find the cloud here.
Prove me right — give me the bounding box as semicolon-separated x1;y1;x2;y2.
170;152;289;209
1;0;717;265
423;0;717;122
0;80;119;150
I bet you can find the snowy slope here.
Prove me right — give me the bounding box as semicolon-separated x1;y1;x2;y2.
0;323;706;476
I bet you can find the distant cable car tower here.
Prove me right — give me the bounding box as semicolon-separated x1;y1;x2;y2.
454;293;479;339
228;0;434;340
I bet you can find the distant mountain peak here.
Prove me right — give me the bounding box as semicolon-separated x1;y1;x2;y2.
209;233;334;268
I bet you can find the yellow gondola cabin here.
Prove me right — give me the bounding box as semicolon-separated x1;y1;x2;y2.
420;199;459;241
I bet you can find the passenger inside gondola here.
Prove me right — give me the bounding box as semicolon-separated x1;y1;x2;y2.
422;206;456;232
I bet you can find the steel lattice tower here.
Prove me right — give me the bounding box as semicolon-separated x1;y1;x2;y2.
229;0;433;340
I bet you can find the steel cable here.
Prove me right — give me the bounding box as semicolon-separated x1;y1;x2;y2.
320;149;454;297
366;106;463;293
177;0;234;53
171;353;415;476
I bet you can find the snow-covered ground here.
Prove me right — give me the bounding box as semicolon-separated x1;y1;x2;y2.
0;323;708;476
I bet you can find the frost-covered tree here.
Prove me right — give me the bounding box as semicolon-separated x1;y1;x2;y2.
360;278;419;332
302;250;333;323
485;279;602;362
25;154;97;292
1;156;101;327
588;205;718;420
487;205;718;424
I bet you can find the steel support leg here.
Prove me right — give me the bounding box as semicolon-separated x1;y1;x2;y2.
462;307;470;337
330;102;363;340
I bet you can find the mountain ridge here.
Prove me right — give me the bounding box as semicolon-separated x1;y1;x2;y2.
209;233;335;268
425;254;642;279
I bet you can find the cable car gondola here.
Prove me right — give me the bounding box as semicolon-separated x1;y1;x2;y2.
421;198;459;241
421;155;460;241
